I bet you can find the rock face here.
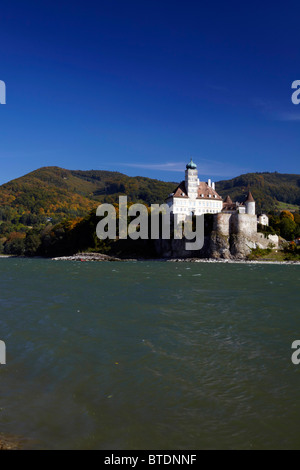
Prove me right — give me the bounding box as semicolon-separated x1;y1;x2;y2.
155;232;278;260
154;233;251;260
154;213;279;260
154;236;211;259
210;231;231;259
230;234;255;259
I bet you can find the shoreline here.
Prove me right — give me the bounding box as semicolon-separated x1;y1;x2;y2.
1;253;299;265
166;258;300;265
51;253;300;265
0;435;21;451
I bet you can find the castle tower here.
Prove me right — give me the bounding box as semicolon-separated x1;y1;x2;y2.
224;195;233;205
185;158;198;200
245;191;256;215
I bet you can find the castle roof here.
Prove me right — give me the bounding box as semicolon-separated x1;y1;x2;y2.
222;195;238;212
197;181;222;199
245;191;255;203
167;181;222;200
222;202;238;212
224;195;233;204
168;181;189;198
186;158;197;170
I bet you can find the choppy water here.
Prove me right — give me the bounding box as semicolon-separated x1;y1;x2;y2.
0;258;299;449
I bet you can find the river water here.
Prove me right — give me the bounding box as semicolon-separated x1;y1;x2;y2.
0;258;299;449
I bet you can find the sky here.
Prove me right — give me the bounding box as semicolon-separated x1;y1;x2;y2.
0;0;300;185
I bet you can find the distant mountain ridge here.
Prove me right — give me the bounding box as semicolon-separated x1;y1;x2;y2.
0;168;299;229
216;172;300;213
0;166;176;225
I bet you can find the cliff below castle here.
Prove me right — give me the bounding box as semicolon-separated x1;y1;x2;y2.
154;213;279;260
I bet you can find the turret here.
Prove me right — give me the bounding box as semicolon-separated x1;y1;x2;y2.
245;191;256;215
185;158;198;199
224;195;233;205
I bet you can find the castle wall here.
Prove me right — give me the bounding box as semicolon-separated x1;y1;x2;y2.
255;233;279;249
213;213;258;238
213;212;264;259
213;213;231;236
267;234;279;247
230;213;257;236
245;201;256;215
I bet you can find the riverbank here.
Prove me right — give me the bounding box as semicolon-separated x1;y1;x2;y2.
0;435;21;450
1;251;299;265
52;253;132;262
50;252;300;265
167;258;300;265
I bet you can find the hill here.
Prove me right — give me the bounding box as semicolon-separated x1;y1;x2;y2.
1;168;300;227
1;167;300;257
0;166;176;228
1;168;300;233
216;172;300;213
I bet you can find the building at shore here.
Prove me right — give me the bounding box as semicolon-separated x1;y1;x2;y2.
159;159;279;257
166;159;267;225
166;159;223;221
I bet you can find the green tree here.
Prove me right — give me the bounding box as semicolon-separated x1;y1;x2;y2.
4;238;26;256
279;218;297;241
25;232;42;256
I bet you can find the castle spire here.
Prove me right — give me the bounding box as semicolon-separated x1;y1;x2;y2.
224;195;233;204
245;191;255;203
186;158;197;170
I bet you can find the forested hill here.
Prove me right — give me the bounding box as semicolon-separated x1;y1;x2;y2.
216;172;300;213
1;167;300;230
1;167;300;257
0;166;176;225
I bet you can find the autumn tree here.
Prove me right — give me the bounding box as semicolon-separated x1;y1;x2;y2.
281;210;294;221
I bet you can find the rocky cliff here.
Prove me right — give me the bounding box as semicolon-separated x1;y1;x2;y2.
154;230;278;260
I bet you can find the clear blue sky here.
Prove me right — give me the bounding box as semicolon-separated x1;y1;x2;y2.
0;0;299;185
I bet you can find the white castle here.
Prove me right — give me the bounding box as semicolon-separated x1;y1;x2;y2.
166;158;266;224
160;159;279;257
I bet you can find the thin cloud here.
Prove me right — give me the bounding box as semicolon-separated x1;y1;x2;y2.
122;159;249;178
252;98;300;121
123;162;184;172
273;112;300;122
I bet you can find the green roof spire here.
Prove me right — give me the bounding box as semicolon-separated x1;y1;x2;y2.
186;158;197;170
